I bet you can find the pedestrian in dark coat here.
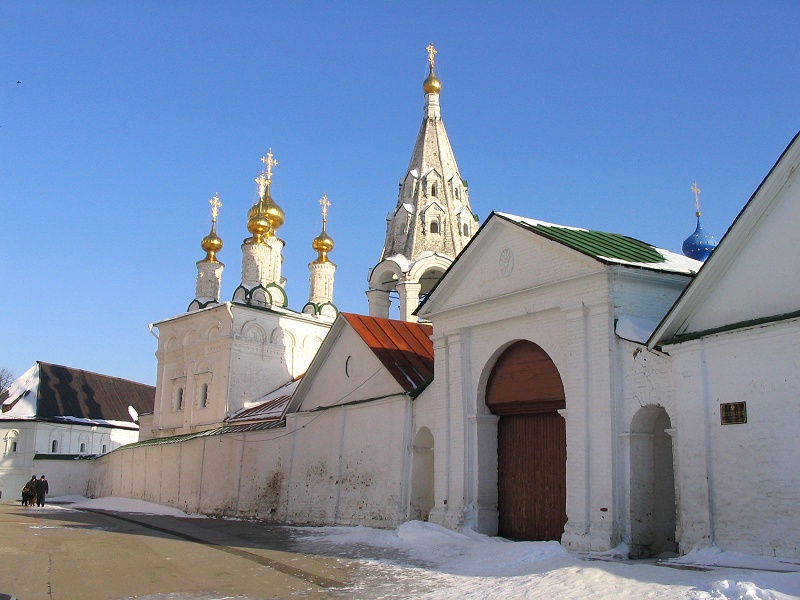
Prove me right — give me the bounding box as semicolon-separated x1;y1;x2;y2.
21;475;36;506
34;475;49;507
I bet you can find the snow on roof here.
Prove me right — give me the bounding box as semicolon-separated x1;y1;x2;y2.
227;377;302;423
495;213;701;275
0;362;154;425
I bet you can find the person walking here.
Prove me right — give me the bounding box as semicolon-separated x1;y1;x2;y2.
21;475;37;506
34;475;49;507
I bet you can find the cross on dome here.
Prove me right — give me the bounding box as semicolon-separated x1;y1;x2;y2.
261;149;278;182
209;193;222;223
426;43;437;70
319;193;330;226
691;181;702;215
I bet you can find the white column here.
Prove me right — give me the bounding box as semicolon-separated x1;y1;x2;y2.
366;289;391;319
397;281;422;322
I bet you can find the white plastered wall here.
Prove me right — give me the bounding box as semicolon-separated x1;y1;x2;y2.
667;318;800;559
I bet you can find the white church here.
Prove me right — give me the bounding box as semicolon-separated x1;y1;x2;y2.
88;46;800;561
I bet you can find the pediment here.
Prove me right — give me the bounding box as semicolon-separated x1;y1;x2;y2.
417;215;603;318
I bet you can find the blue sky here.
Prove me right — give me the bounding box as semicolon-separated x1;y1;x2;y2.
2;2;799;386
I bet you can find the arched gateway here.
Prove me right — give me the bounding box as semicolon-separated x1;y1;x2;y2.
486;340;567;541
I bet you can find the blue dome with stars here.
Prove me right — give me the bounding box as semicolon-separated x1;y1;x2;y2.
682;181;718;262
682;215;718;261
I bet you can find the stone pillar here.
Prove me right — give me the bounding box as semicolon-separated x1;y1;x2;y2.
397;281;422;322
367;289;391;319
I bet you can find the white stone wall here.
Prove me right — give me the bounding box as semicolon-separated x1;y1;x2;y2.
667;318;800;559
89;396;411;528
153;303;329;436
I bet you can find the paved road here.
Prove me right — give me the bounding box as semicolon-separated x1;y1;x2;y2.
0;501;421;600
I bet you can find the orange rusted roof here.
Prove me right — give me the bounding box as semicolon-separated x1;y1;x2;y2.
341;313;433;393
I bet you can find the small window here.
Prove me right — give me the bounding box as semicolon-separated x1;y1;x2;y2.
79;442;86;453
201;384;209;408
101;444;107;453
177;388;184;411
462;223;470;236
51;440;58;453
430;221;439;234
431;183;437;197
455;187;460;200
10;441;17;452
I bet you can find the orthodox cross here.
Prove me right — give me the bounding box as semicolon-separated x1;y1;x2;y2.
691;181;702;214
319;193;330;227
209;193;222;223
426;43;437;70
261;149;278;182
255;173;268;196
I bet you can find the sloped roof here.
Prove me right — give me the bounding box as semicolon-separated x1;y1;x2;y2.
341;313;434;393
0;362;154;424
123;420;285;449
495;213;700;274
226;377;301;424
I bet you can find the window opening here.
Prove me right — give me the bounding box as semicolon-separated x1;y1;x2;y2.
79;442;86;453
201;383;209;408
430;221;439;234
177;388;184;411
51;440;58;453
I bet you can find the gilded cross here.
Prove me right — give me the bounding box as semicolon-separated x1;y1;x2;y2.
691;181;701;212
426;43;437;70
255;173;268;196
261;149;278;181
319;193;330;225
209;193;222;223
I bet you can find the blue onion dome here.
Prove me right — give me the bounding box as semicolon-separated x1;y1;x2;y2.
683;182;718;261
683;212;718;261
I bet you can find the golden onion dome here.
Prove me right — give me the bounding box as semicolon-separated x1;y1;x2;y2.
263;194;286;231
201;222;223;262
312;228;334;263
423;68;441;94
246;204;271;243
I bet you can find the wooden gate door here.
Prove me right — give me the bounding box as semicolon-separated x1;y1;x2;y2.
486;340;567;541
497;412;566;540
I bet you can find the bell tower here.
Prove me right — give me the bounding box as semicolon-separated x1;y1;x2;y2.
367;44;477;321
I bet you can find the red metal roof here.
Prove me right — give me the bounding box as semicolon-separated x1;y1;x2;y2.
341;313;434;393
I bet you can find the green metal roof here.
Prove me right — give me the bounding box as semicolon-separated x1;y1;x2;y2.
517;222;666;264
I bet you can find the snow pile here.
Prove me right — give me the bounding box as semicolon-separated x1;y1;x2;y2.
673;546;800;572
49;495;200;518
303;521;800;599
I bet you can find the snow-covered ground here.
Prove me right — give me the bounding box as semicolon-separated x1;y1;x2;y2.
48;496;800;599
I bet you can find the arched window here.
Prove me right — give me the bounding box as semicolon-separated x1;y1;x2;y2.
430;221;439;234
4;430;19;454
101;444;107;453
51;439;58;453
200;384;209;408
79;442;86;453
177;388;184;411
455;187;460;200
431;183;437;197
462;223;470;236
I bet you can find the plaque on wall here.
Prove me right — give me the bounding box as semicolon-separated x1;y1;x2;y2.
720;402;747;425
